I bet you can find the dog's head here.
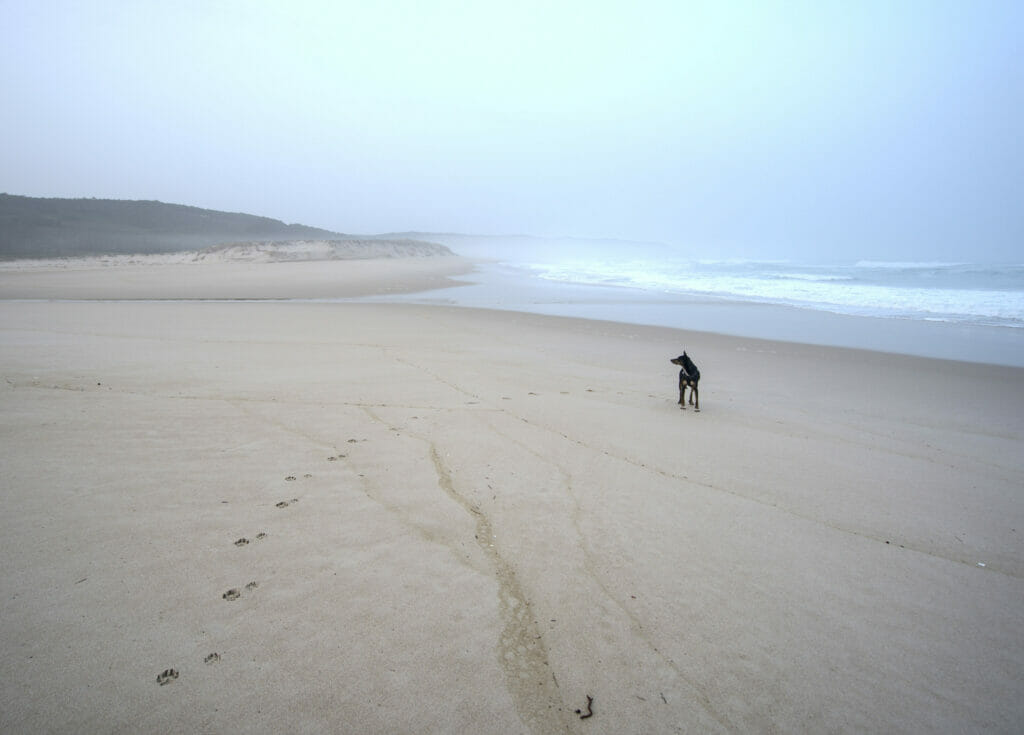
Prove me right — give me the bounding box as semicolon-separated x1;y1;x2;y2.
670;352;688;367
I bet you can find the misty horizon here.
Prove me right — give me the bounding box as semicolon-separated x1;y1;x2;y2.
2;2;1022;263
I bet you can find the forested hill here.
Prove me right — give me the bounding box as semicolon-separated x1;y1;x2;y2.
0;194;345;259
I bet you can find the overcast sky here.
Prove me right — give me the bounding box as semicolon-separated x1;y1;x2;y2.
2;1;1021;261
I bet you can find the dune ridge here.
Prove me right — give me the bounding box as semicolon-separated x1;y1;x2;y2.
0;238;453;270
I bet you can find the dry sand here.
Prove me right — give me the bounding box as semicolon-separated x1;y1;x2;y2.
0;253;476;300
1;257;1022;733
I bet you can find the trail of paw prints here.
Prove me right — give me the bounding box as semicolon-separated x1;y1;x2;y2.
278;469;317;505
325;440;363;466
159;653;218;687
233;532;267;546
221;581;258;602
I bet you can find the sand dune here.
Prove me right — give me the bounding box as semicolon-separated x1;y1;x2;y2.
194;238;454;262
0;237;453;270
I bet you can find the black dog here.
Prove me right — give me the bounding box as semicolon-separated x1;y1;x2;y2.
670;352;700;411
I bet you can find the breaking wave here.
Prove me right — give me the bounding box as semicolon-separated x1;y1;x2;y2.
522;258;1024;328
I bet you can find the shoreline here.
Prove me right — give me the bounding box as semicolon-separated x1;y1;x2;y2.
356;261;1024;368
2;255;1022;367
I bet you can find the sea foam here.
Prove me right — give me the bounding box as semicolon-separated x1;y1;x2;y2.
522;259;1024;328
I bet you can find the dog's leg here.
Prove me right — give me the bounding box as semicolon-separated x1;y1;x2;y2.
693;384;699;412
678;375;686;408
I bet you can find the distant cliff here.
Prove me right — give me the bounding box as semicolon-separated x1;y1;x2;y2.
0;194;346;259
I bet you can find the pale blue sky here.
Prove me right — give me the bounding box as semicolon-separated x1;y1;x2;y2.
2;1;1021;260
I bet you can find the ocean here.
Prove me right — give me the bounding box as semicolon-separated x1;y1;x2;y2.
522;259;1024;330
351;246;1024;366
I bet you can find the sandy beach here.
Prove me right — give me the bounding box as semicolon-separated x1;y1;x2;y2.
1;257;1022;733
